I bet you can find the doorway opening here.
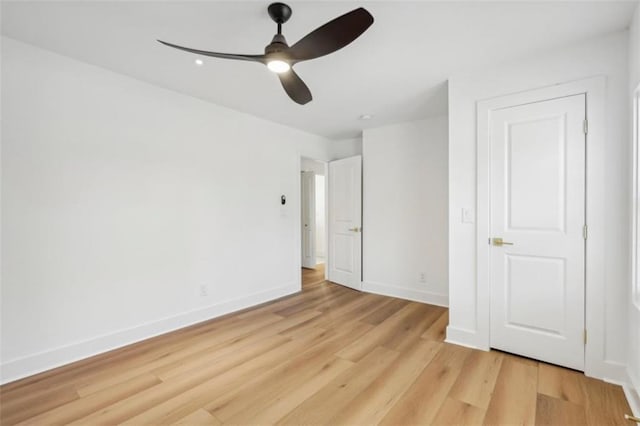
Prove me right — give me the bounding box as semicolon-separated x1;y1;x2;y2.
300;157;328;289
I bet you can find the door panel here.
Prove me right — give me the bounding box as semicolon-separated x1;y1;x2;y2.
329;156;362;290
489;94;586;371
505;254;566;335
301;171;316;269
507;116;566;231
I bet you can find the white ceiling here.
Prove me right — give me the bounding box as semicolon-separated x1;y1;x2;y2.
2;1;637;139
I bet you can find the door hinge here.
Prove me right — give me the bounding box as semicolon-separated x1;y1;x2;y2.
583;119;588;135
583;225;588;240
584;329;587;345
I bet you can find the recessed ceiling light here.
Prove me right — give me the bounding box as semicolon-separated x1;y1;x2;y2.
359;114;373;120
194;58;204;66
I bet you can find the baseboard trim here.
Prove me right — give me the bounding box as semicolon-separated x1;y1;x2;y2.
0;282;299;385
624;385;640;418
362;281;448;307
445;325;489;351
624;368;640;418
598;360;632;386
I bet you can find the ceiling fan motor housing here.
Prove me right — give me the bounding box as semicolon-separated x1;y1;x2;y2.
265;34;289;56
268;3;292;24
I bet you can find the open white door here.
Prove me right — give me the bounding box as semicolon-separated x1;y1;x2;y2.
489;94;586;370
328;156;362;290
301;171;316;269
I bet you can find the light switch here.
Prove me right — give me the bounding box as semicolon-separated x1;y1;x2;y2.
461;208;474;224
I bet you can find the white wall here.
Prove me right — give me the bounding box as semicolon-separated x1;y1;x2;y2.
362;116;449;306
0;37;332;383
327;137;362;160
447;31;630;382
627;2;640;412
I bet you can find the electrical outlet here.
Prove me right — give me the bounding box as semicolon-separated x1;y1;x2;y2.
199;284;208;297
419;272;427;283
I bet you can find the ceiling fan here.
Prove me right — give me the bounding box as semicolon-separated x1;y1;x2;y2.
158;3;374;105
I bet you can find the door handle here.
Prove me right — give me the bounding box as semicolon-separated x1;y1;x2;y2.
349;227;361;233
492;237;514;247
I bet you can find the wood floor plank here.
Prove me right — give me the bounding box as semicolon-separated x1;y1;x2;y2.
421;309;449;342
69;334;292;425
382;303;444;353
117;328;339;425
150;308;322;381
535;393;587;426
17;373;161;425
431;397;487;425
311;292;387;329
206;321;373;423
275;293;363;336
221;356;354;425
74;312;285;397
328;339;442;425
336;302;434;362
581;375;632;426
378;342;472;426
0;385;80;425
276;346;400;425
538;362;586;406
360;297;410;325
172;409;222;426
448;349;504;409
483;355;538;426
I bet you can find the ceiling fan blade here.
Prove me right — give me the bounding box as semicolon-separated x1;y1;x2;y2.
288;8;374;62
158;40;266;63
278;69;312;105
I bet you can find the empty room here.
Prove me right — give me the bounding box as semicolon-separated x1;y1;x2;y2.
1;0;640;425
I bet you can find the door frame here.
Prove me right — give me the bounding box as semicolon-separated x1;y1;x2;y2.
477;76;609;379
296;156;330;285
300;170;317;269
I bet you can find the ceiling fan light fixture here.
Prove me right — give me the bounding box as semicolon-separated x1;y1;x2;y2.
159;4;374;104
267;59;291;73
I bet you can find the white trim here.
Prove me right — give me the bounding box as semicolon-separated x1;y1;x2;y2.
600;360;633;384
632;84;640;309
298;155;330;281
295;154;303;289
628;82;640;418
474;76;608;379
445;326;490;350
624;386;640;418
625;367;640;417
362;280;448;307
0;282;298;385
324;161;330;281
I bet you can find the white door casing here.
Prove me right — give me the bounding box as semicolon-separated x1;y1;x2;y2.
301;171;316;269
328;156;362;290
488;94;586;371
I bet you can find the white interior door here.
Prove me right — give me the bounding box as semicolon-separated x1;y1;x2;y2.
301;171;316;269
489;94;586;371
328;156;362;290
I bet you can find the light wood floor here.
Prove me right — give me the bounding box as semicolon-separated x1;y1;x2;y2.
0;265;632;425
